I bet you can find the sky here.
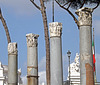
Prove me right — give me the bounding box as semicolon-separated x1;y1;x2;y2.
0;0;100;85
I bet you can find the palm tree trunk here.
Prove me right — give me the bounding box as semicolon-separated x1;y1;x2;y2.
40;0;50;85
0;9;11;43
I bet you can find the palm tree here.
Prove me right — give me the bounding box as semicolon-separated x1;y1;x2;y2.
30;0;50;85
0;8;11;43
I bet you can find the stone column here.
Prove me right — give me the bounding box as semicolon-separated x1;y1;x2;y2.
26;33;39;85
8;42;18;85
49;22;63;85
75;7;94;85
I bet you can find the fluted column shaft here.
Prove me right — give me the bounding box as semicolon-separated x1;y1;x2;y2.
49;22;63;85
26;33;39;85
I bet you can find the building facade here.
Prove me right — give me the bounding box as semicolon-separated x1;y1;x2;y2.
0;62;23;85
67;53;80;85
66;53;100;85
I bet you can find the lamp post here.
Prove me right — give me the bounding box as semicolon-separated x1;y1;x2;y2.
67;50;71;85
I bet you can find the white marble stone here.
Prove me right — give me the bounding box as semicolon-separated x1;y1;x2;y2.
42;82;45;85
26;33;39;47
49;22;62;37
75;7;93;26
0;62;5;85
8;43;18;55
67;53;80;85
0;62;3;76
0;62;23;85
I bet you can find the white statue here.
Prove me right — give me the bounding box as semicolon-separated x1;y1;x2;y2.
67;53;80;85
68;53;80;76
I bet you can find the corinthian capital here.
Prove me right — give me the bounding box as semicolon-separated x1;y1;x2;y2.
26;33;39;47
75;7;93;26
49;22;62;37
8;43;18;55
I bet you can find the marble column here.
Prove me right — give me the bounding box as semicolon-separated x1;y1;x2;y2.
76;7;94;85
49;22;63;85
8;43;18;85
26;33;39;85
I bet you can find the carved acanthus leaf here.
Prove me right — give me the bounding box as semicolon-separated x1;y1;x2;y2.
26;33;39;47
76;7;93;26
8;43;17;55
49;22;62;37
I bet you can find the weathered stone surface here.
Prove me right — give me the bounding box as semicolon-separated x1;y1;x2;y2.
68;53;80;76
49;22;62;37
76;7;93;26
26;33;39;47
85;63;94;85
67;53;80;85
8;43;17;55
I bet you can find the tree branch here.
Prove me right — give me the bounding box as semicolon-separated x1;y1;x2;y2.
30;0;41;10
0;8;11;43
92;2;99;11
63;1;70;6
55;0;79;28
67;2;72;9
0;8;2;19
80;0;85;8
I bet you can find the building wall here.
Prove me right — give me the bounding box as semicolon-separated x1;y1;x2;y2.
67;53;80;85
0;62;23;85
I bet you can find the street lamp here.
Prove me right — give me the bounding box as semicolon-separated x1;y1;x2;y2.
67;50;71;85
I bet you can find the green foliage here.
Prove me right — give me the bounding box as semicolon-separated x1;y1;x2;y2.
56;0;100;9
